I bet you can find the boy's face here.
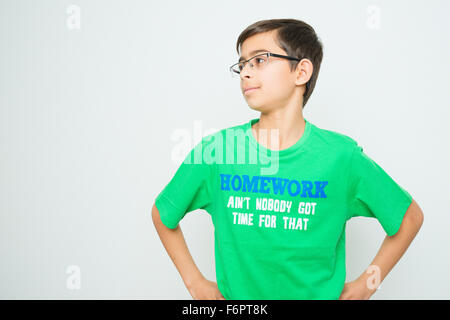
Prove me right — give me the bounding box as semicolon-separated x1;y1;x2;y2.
238;30;305;112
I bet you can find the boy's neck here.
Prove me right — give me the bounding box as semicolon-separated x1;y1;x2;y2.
252;108;306;151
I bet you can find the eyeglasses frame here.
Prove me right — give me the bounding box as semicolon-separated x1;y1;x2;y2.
229;52;302;76
229;52;310;93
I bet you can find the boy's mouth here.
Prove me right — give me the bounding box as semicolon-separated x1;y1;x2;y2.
244;87;260;94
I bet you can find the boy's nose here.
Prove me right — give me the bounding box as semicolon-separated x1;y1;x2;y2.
239;64;254;79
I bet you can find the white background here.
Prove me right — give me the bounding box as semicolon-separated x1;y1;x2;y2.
0;0;449;299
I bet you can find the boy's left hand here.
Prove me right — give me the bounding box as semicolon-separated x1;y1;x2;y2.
338;277;377;300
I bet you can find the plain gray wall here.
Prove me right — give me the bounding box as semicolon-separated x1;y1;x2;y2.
1;0;449;299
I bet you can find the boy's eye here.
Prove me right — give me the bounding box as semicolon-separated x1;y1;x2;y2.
236;55;268;73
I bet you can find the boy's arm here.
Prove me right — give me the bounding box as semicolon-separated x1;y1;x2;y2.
340;198;424;299
152;203;204;288
152;203;225;300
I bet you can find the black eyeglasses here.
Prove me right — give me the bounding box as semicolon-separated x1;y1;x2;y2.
230;52;302;78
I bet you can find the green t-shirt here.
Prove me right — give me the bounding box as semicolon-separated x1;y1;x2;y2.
155;117;412;300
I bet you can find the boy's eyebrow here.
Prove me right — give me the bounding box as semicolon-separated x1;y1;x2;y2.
238;49;269;62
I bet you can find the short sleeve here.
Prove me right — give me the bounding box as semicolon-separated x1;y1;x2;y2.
155;139;214;229
346;144;413;236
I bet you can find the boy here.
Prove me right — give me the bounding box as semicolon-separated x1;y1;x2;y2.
152;18;424;300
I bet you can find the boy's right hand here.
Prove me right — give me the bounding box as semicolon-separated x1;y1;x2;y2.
188;278;226;300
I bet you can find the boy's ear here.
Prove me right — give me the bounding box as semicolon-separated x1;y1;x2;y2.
294;58;313;87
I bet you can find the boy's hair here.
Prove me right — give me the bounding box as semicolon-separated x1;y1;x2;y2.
236;18;323;108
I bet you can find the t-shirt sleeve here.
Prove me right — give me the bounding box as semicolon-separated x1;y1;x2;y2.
346;143;413;236
154;139;214;229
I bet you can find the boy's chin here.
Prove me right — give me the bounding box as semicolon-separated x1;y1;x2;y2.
248;103;268;113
